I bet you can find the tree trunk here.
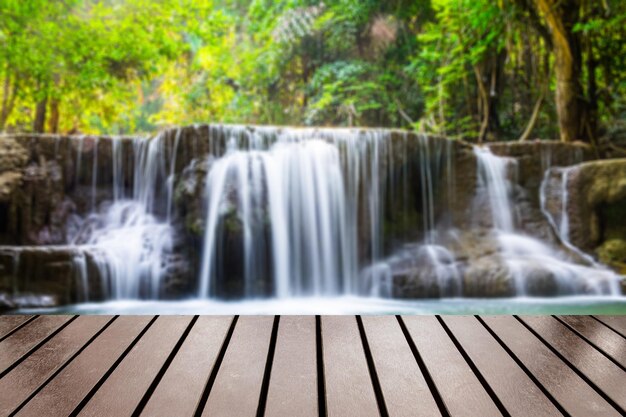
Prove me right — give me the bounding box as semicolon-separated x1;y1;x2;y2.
473;65;490;143
48;98;60;133
0;71;19;131
473;49;505;142
534;0;585;142
518;93;544;141
0;75;10;131
33;96;48;133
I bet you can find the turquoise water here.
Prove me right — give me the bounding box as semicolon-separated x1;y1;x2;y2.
15;295;626;315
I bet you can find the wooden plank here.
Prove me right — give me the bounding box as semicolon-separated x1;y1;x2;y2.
78;316;193;417
482;316;621;417
0;315;73;375
557;315;626;368
0;315;34;339
441;316;560;417
140;316;234;417
15;315;153;417
519;316;626;411
0;315;113;416
264;316;318;417
593;316;626;338
321;316;379;417
401;316;502;417
201;316;275;417
361;316;441;417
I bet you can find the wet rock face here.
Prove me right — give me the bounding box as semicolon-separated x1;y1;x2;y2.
17;161;71;245
0;134;140;245
377;244;461;298
0;136;29;173
159;253;196;299
488;140;593;190
0;247;91;305
380;232;514;299
487;141;594;242
0;137;29;244
547;159;626;253
175;157;212;237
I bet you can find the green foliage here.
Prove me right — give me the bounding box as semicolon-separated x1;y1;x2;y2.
0;0;623;142
408;0;507;137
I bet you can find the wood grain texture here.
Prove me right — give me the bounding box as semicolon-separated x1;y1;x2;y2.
265;316;318;417
15;315;153;417
361;315;441;417
140;316;234;417
482;316;622;417
557;315;626;367
441;316;561;417
401;316;502;417
0;315;34;339
0;315;113;416
0;314;623;417
0;315;73;375
593;316;626;338
78;316;193;417
321;316;380;417
519;315;626;412
201;316;275;417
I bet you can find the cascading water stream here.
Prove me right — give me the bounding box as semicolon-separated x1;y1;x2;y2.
539;166;599;266
13;125;620;305
475;146;621;295
351;133;461;298
68;133;177;300
198;128;395;299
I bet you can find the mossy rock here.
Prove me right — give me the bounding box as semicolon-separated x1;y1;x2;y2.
597;239;626;274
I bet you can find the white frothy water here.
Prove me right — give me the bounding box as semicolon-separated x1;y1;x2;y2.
199;128;393;298
475;147;620;295
69;134;176;299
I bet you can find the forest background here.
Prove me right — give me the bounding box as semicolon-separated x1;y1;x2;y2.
0;0;624;145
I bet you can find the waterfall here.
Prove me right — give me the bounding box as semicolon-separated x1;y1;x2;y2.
476;147;621;295
199;140;352;298
198;128;393;298
342;132;458;298
539;166;599;266
474;146;517;232
10;125;619;305
91;137;98;212
69;134;177;300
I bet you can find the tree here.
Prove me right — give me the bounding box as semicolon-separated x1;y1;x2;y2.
533;0;585;142
0;0;623;141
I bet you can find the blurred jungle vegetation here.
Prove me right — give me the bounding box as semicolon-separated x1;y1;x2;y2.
0;0;624;143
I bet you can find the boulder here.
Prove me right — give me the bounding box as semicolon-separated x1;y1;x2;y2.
381;244;461;298
462;256;516;297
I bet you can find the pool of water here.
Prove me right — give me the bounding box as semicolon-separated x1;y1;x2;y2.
15;295;626;315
